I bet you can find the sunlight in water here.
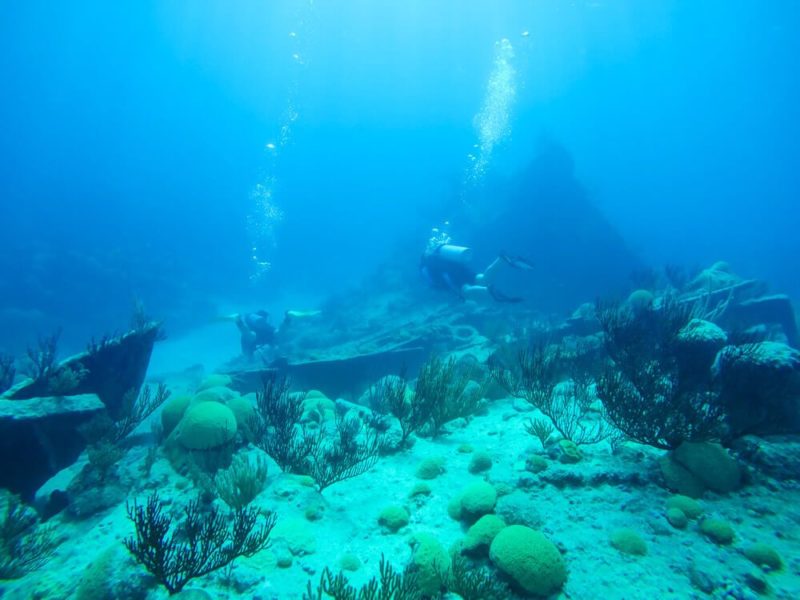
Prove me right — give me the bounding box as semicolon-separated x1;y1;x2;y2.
247;181;284;278
465;37;517;188
247;2;312;282
247;98;299;282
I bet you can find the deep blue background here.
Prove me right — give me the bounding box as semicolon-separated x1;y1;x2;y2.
1;1;798;355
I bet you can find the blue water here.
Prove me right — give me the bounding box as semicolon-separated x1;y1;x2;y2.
1;0;798;354
3;4;800;599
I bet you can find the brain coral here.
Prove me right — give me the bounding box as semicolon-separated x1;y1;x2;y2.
489;525;567;596
177;402;237;450
609;528;647;556
377;505;409;533
409;533;449;596
160;394;191;436
463;514;506;555
700;518;735;545
197;373;233;391
458;480;497;522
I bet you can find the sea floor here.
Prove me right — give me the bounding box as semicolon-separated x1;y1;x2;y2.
4;380;800;600
3;289;800;600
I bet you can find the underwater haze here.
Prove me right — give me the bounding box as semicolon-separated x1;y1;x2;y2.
1;2;800;599
1;1;798;352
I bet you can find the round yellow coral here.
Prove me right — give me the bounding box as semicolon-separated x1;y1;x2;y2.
177;402;237;450
489;525;567;596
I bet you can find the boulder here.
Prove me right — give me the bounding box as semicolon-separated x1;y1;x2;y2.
226;346;428;400
724;294;799;348
715;341;800;373
659;454;706;498
564;303;601;336
676;319;727;373
671;441;742;494
714;342;800;436
731;435;800;482
688;262;742;293
4;323;161;418
0;394;105;500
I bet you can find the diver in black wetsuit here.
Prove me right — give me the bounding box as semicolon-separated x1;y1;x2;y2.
420;244;477;292
234;311;276;359
229;308;322;360
420;232;532;303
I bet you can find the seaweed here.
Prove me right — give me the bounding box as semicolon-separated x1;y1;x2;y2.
46;363;88;395
596;295;692;372
490;344;562;410
664;263;692;292
370;357;484;444
84;440;126;481
130;298;152;332
0;495;59;579
596;368;724;450
114;383;171;442
23;330;61;383
304;554;421;600
416;356;478;437
304;554;507;600
81;383;170;447
444;555;510;600
369;371;423;447
124;492;275;595
76;384;171;488
595;296;726;449
524;417;555;448
492;344;610;445
215;454;269;510
0;353;15;394
307;409;384;493
21;329;95;395
130;298;167;340
85;331;120;355
249;374;316;473
543;376;612;445
250;375;385;492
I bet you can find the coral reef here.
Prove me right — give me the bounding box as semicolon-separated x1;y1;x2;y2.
124;492;275;594
595;296;727;449
0;492;59;579
3;259;800;599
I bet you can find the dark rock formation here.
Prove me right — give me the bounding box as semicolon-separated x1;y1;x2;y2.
732;435;800;482
227;346;428;400
714;341;800;437
681;280;799;348
725;294;800;348
0;394;104;500
4;323;160;418
0;324;160;500
467;141;642;312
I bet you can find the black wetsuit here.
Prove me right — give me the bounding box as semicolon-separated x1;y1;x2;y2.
238;311;276;357
419;244;477;293
420;245;524;304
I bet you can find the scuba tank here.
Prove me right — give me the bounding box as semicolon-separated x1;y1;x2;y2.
436;244;473;264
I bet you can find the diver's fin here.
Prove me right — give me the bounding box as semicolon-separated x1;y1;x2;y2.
217;313;241;322
488;285;524;303
500;253;535;271
285;309;322;319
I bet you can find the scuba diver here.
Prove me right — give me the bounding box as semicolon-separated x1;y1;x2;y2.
224;309;322;360
420;226;533;303
234;310;276;359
